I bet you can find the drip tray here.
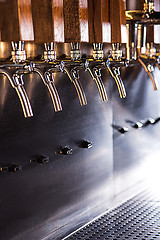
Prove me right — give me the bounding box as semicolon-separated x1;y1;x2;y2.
64;190;160;239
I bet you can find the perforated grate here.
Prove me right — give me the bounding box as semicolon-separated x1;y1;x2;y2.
64;190;160;240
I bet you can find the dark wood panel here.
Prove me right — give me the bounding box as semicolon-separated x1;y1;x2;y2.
1;0;34;41
110;0;127;43
88;0;110;43
63;0;89;42
32;0;64;43
52;0;64;42
31;0;53;42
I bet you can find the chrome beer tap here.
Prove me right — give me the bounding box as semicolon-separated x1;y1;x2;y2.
107;43;127;98
13;61;63;112
0;41;33;118
126;0;160;90
62;42;87;106
43;42;87;106
67;43;108;103
90;43;127;99
0;69;33;118
137;24;159;90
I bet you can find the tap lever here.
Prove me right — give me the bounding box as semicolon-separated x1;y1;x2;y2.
127;118;155;128
112;124;129;134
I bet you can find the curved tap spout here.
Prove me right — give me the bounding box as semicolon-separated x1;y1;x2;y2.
33;67;62;112
138;58;159;90
0;70;33;118
107;66;126;98
63;67;87;106
87;67;108;102
19;62;62;112
44;71;62;112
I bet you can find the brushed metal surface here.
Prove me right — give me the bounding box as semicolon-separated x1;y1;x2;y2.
0;42;160;240
0;64;113;240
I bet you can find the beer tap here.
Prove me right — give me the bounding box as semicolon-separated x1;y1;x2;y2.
126;0;160;90
43;42;87;107
0;69;33;118
68;42;108;102
107;0;127;98
137;24;159;90
89;43;127;99
12;61;63;112
0;41;33;118
107;44;127;99
62;42;87;106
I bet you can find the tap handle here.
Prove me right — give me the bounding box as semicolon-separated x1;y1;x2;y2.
64;67;87;106
107;67;126;98
44;72;62;112
91;68;108;102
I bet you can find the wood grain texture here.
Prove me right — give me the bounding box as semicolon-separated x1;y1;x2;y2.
32;0;64;43
63;0;89;42
31;0;53;43
88;0;111;43
52;0;64;42
110;0;127;43
0;2;3;41
1;0;34;41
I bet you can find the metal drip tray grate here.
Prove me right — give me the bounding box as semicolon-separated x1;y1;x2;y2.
64;190;160;239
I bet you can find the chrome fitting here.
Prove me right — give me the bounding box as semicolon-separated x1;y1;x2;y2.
146;43;156;57
93;43;104;60
70;43;81;61
44;42;56;62
11;41;26;63
111;43;122;60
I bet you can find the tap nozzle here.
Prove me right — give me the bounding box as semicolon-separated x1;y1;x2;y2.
0;70;33;118
11;41;26;63
63;66;87;106
44;70;62;112
107;64;126;98
87;66;108;102
30;63;62;112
